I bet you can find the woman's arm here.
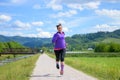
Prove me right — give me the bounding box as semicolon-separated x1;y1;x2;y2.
52;34;58;43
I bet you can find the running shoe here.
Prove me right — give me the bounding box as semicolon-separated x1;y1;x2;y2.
56;64;59;69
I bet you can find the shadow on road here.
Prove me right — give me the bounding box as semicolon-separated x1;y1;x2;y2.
30;73;62;78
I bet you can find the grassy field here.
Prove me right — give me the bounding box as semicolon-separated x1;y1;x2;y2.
0;54;40;80
65;53;120;57
65;57;120;80
47;53;120;80
0;54;25;61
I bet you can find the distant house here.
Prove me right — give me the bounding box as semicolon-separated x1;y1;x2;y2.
88;48;93;51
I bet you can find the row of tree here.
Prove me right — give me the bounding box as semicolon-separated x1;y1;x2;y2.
0;41;25;52
95;42;120;52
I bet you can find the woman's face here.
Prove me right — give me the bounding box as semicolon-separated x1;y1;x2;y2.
57;26;62;32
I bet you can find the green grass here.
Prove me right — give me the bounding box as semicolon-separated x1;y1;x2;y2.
0;54;40;80
47;53;55;58
65;57;120;80
65;53;120;57
0;55;14;60
0;54;25;61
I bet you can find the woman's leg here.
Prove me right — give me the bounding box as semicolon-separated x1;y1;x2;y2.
61;62;64;69
54;50;60;69
60;49;66;75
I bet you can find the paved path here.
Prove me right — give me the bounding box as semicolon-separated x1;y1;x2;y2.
30;54;98;80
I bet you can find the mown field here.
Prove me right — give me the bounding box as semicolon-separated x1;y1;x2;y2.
65;55;120;80
0;54;40;80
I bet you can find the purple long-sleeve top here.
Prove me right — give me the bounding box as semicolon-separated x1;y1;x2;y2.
52;32;66;49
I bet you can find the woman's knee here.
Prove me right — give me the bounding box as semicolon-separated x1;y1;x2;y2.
56;58;59;61
61;58;64;62
61;62;64;65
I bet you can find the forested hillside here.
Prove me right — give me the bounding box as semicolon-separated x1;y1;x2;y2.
0;41;25;52
0;29;120;50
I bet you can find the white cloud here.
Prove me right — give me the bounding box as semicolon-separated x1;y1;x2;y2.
63;27;69;32
12;20;31;30
57;20;66;24
80;24;120;34
67;1;100;10
0;31;10;36
103;0;120;3
0;31;37;37
67;4;83;11
0;31;23;36
37;28;52;38
46;0;62;10
0;14;12;23
37;31;52;38
22;34;37;37
52;10;77;18
110;21;120;25
95;9;120;18
95;9;120;31
33;4;41;9
31;21;43;26
22;32;52;38
11;20;44;30
84;1;100;9
94;24;120;32
0;19;44;31
36;28;42;32
0;28;52;38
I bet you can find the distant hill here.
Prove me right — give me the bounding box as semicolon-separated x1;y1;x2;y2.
65;29;120;50
102;38;120;44
0;35;51;48
0;29;120;50
0;35;11;42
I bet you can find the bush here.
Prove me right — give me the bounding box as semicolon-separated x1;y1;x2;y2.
95;42;120;52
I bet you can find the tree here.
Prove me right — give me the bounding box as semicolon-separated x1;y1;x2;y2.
95;42;120;52
0;42;6;52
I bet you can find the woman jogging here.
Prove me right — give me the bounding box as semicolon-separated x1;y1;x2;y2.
52;23;66;75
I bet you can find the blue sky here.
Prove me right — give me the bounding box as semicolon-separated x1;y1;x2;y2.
0;0;120;38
